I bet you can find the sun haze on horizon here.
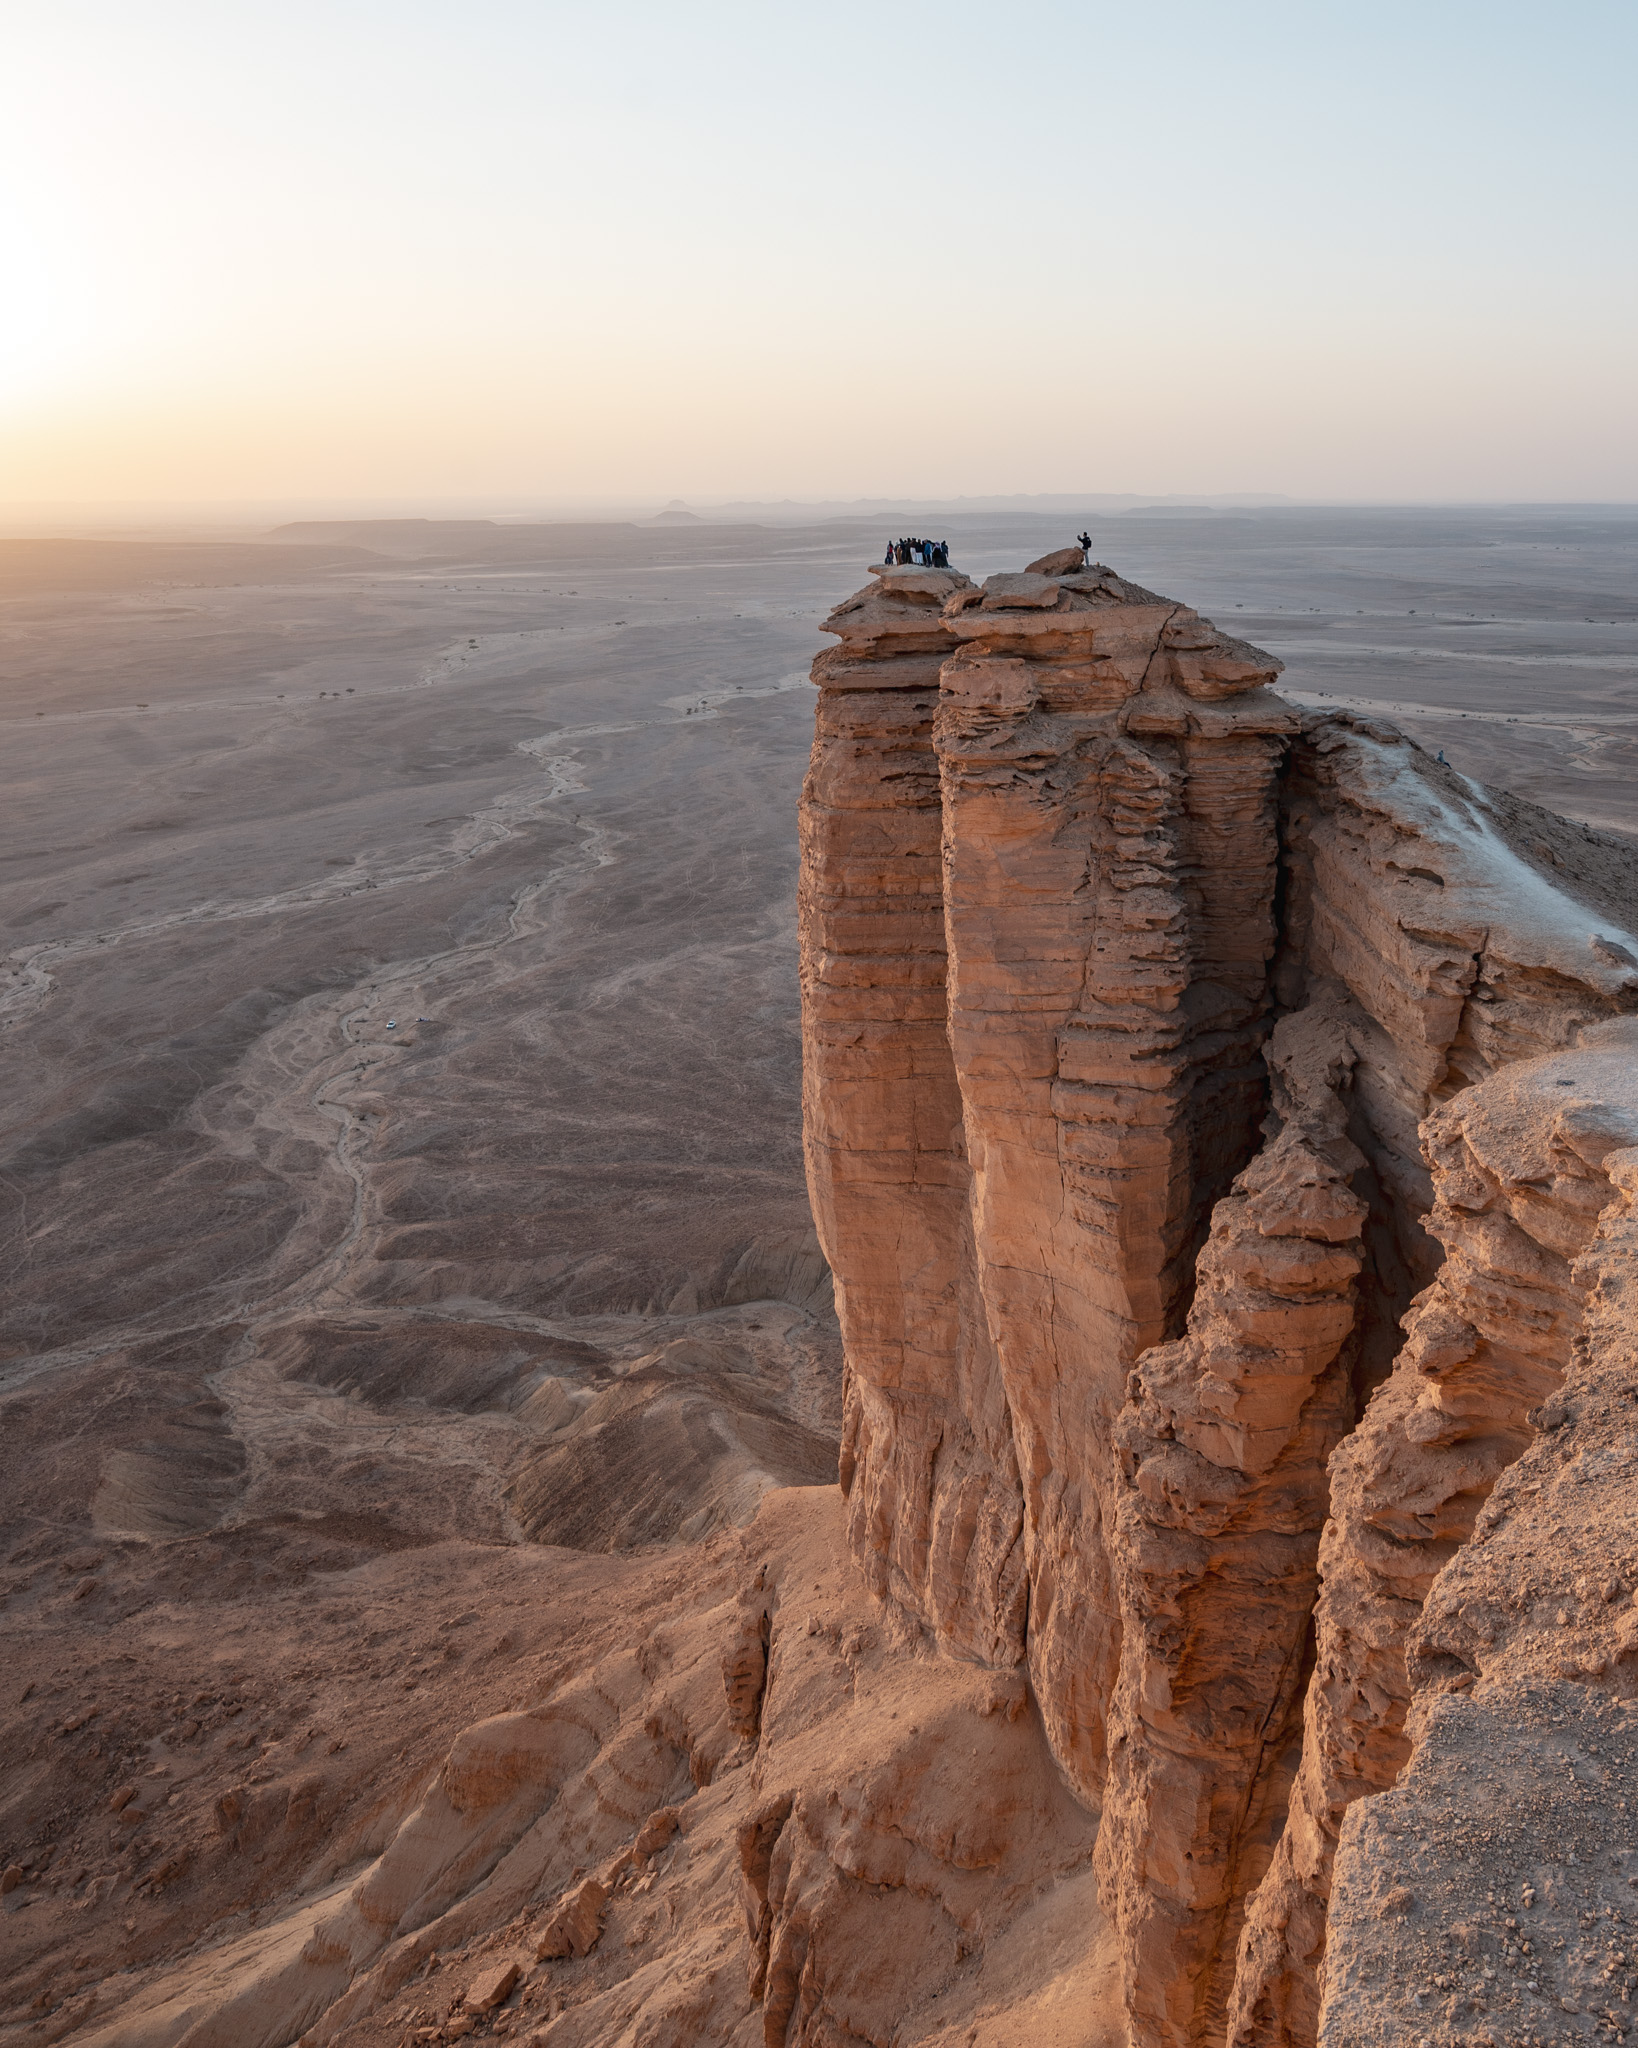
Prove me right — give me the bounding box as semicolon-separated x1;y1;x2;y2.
4;0;1635;515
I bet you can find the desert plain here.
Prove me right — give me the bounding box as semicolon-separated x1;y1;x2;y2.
2;503;1637;2045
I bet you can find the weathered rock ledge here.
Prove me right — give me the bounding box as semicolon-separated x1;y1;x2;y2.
803;554;1638;2048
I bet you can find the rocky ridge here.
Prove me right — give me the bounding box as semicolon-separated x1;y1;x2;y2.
803;554;1638;2048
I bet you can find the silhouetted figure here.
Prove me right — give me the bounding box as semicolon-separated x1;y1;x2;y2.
1077;530;1092;555
884;541;895;565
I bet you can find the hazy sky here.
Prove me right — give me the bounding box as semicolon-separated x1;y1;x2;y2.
4;0;1635;508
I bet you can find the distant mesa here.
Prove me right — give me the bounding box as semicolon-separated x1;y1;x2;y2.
648;501;704;526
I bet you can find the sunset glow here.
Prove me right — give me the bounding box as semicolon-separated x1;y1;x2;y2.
5;0;1635;509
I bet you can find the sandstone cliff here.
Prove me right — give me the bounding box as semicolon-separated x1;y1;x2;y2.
1313;1021;1638;2047
803;555;1638;2048
802;553;1297;1807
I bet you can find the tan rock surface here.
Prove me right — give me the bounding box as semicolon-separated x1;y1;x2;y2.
1314;1025;1638;2045
799;564;1028;1670
933;571;1297;1801
462;1960;518;2010
801;578;1638;2046
1229;773;1638;2046
1097;988;1367;2048
48;1490;1115;2048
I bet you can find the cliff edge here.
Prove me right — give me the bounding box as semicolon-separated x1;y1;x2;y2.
802;555;1638;2048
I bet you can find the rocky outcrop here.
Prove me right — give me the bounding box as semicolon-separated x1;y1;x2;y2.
801;562;1638;2048
1228;753;1638;2048
798;564;1028;1670
1097;986;1367;2048
1314;1022;1638;2046
804;556;1298;1801
73;559;1638;2048
67;1490;1107;2048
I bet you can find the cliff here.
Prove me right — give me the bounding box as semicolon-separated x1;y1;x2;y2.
802;554;1638;2048
801;553;1295;1805
1312;1022;1638;2047
49;556;1638;2048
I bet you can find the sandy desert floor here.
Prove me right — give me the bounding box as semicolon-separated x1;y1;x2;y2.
0;504;1633;2041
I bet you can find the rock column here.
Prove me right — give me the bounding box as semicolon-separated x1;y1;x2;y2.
931;559;1295;1796
1096;988;1368;2048
800;566;1026;1668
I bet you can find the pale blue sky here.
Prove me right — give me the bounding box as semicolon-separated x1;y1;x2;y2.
4;0;1635;503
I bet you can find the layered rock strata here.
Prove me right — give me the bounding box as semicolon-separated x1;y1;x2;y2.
55;560;1638;2048
1097;984;1368;2048
1229;760;1638;2048
802;555;1298;1800
1314;1023;1638;2046
801;559;1638;2048
798;564;1027;1670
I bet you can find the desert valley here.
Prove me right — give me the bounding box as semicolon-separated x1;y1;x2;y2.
3;504;1638;2048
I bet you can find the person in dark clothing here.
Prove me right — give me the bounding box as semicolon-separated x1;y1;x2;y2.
1077;530;1092;555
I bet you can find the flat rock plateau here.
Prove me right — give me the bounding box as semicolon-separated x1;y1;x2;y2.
2;506;1637;2048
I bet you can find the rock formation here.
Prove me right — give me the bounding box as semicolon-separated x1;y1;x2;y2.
802;556;1638;2048
1098;988;1367;2048
1310;1021;1638;2046
802;553;1297;1803
798;564;1028;1674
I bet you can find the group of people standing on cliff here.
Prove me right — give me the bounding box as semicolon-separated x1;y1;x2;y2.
883;537;950;568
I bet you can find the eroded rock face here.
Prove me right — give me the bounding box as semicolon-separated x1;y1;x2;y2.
1314;1025;1638;2047
801;568;1638;2048
1097;987;1368;2048
804;561;1297;1801
67;1490;1110;2048
799;564;1028;1670
1230;827;1638;2047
